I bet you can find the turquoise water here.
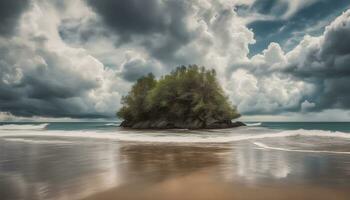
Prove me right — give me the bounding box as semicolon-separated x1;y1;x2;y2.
259;122;350;132
0;121;121;131
1;121;350;144
0;121;349;132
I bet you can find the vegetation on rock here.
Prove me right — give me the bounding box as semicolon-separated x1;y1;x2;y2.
117;65;242;129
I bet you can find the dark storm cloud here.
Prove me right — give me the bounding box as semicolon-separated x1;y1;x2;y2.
58;18;108;45
86;0;166;37
85;0;187;38
121;59;161;82
244;0;350;55
0;97;107;118
85;0;192;63
321;23;350;57
1;0;197;119
284;11;350;111
0;0;30;36
0;35;111;118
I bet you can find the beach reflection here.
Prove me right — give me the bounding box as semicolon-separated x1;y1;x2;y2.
117;140;350;186
1;137;350;200
84;141;350;200
226;143;291;184
225;141;350;186
118;144;230;183
0;138;121;200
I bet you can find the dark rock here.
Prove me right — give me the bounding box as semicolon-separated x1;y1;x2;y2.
231;121;246;127
120;119;246;129
120;120;132;127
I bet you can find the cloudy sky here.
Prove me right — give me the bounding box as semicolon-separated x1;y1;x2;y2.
1;0;350;121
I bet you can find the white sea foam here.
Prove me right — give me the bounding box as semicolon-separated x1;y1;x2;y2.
104;123;119;126
253;142;350;155
0;129;349;143
246;122;262;127
0;123;49;130
3;138;73;144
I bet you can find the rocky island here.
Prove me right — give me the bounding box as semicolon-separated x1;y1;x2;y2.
117;65;245;129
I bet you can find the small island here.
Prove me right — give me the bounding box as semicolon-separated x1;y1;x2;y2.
117;65;245;129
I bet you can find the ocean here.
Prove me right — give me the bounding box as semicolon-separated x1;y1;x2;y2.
1;122;350;200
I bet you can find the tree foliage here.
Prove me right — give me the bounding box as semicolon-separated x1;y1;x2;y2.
117;65;240;126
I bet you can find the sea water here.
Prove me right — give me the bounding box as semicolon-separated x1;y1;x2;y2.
0;122;350;200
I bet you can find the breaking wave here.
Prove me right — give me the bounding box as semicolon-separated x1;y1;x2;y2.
0;123;49;130
253;142;350;155
0;128;349;143
3;138;73;144
104;123;119;126
246;122;262;127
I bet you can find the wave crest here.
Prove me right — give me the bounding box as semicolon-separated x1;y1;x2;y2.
3;138;73;144
104;123;119;126
0;128;349;143
246;122;262;127
253;142;350;155
0;123;49;130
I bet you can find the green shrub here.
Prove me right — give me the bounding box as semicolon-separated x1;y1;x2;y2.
117;65;240;125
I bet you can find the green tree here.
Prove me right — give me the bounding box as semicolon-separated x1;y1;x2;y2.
117;65;240;127
117;73;157;122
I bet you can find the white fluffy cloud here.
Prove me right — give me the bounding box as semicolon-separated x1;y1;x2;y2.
1;0;350;120
283;10;350;111
225;9;350;115
227;69;314;114
0;1;125;117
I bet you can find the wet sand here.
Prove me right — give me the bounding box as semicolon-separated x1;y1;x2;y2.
82;171;350;200
82;142;350;200
1;135;350;200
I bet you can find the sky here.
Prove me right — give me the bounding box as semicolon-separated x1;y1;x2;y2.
1;0;350;122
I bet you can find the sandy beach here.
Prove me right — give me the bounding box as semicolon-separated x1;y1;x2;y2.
1;123;350;200
81;142;350;200
82;171;350;200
